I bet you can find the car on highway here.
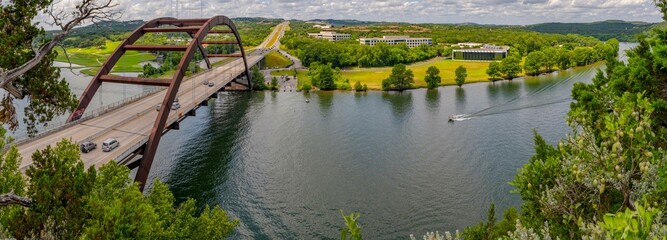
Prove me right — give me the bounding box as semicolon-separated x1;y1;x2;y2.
80;141;97;153
155;98;181;111
203;80;209;85
101;138;119;152
207;81;214;87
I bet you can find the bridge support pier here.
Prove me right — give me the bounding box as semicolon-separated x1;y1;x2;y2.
169;121;180;130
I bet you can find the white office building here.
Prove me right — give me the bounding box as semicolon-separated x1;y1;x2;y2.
358;36;432;48
307;31;351;42
313;24;332;29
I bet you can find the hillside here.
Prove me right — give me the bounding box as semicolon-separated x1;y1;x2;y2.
525;20;656;41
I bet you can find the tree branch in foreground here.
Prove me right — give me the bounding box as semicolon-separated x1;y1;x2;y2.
0;193;33;207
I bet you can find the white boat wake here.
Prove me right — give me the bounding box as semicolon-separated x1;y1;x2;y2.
448;114;473;122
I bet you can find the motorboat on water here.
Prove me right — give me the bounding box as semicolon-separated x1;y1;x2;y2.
449;114;468;122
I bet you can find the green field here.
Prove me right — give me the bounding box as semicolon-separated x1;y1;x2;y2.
271;58;518;90
55;41;156;74
264;51;293;68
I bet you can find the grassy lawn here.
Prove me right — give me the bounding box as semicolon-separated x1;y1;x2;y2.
271;57;528;90
264;51;292;68
342;58;495;90
55;40;155;74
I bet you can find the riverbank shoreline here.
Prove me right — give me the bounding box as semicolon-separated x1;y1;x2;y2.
270;60;604;92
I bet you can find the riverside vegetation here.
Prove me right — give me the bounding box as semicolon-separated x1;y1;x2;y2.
277;20;618;91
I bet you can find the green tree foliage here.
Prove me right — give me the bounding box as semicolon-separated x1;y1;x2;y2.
512;93;666;238
354;81;364;92
486;61;502;80
340;210;362;240
556;48;573;70
0;136;238;239
462;204;518;240
251;66;266;90
0;128;25;235
382;64;414;91
301;83;312;92
270;76;280;90
500;54;522;79
455;65;467;87
0;0;78;135
541;47;558;72
525;20;655;42
524;51;545;75
308;62;338;90
280;20;604;69
505;3;667;238
338;79;352;91
582;202;667;239
424;66;441;89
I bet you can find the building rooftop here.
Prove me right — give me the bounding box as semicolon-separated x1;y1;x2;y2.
453;45;510;52
308;31;350;36
359;35;431;40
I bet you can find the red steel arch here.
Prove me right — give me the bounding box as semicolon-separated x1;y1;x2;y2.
67;16;252;191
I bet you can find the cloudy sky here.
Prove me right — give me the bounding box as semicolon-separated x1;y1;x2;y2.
45;0;664;27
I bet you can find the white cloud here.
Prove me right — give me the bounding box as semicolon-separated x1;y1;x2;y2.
38;0;663;29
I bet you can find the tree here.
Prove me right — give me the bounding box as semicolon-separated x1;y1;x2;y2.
556;48;572;70
500;54;521;79
0;0;119;135
542;47;558;72
251;66;266;90
363;84;368;92
424;66;441;89
511;93;666;238
523;51;545;76
308;62;337;90
455;65;467;87
0;133;238;239
354;81;364;92
382;64;414;91
301;83;312;92
270;76;279;90
486;62;502;80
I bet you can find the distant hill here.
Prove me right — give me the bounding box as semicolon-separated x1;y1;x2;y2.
307;19;375;27
525;20;657;42
47;20;144;37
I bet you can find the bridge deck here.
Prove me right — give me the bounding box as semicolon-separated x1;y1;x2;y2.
17;22;287;171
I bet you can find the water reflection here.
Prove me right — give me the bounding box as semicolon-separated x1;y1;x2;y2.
497;80;521;97
381;91;413;119
316;91;334;116
425;89;440;111
486;82;500;103
455;87;466;103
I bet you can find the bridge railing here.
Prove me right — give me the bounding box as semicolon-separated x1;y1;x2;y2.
15;88;162;146
15;53;263;147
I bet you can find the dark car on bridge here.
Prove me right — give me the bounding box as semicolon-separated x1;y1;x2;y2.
80;141;97;153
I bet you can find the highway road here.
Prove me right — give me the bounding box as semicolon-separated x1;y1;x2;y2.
17;22;289;171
